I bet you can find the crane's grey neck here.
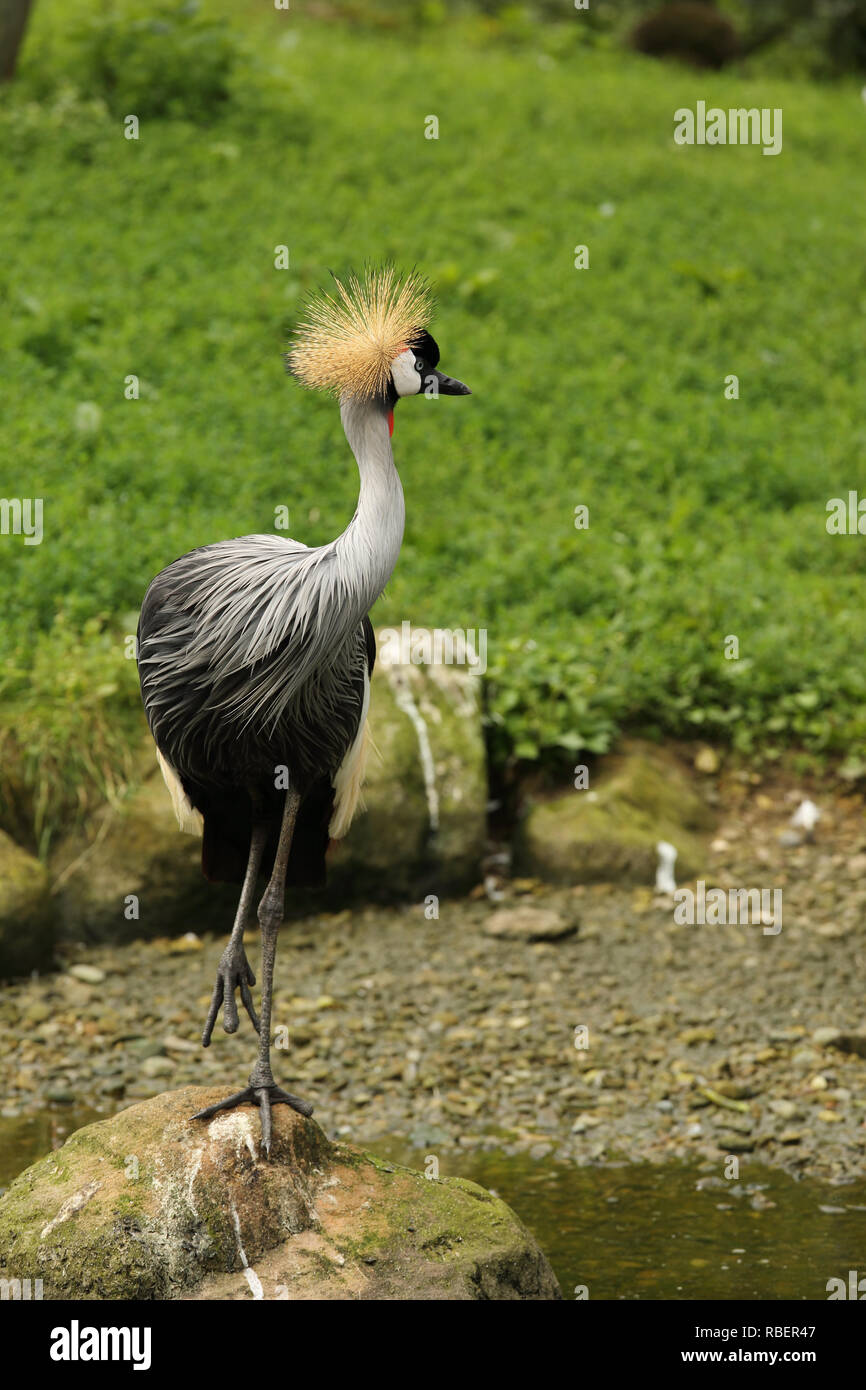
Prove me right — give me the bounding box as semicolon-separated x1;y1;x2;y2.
336;394;405;615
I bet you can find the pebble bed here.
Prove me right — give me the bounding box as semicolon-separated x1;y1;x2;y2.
3;773;866;1186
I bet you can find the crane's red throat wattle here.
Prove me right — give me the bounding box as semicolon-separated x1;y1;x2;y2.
387;409;394;437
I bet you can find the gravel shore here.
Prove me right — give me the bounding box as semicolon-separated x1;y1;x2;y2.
2;770;865;1185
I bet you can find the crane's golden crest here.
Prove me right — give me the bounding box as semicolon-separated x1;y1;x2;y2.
287;266;433;401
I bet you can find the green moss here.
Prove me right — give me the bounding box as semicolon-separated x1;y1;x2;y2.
357;1148;413;1176
517;742;714;884
110;1192;144;1217
440;1175;496;1204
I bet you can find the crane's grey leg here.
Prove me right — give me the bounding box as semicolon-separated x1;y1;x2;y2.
201;811;268;1046
248;786;314;1152
193;786;313;1154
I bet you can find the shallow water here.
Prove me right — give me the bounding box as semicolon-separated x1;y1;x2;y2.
366;1139;866;1300
2;1109;864;1300
0;1106;105;1191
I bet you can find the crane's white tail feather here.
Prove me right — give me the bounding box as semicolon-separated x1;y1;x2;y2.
329;666;373;840
156;749;203;836
329;721;371;840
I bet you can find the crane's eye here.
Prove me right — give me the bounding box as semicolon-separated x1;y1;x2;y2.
414;359;424;373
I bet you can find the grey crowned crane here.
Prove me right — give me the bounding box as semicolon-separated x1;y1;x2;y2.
136;267;470;1153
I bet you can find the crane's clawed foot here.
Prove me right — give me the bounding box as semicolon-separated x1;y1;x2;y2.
192;1071;314;1156
202;944;259;1046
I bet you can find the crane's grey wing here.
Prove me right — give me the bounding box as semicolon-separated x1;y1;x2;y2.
137;533;368;787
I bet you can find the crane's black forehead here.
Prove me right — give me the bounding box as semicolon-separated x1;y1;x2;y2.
410;329;440;367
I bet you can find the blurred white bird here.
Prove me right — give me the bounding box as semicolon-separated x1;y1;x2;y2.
655;840;678;895
790;799;820;839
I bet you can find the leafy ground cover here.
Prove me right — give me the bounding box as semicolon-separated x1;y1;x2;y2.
2;1;865;849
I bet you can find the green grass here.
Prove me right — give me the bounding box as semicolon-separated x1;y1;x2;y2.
2;1;866;850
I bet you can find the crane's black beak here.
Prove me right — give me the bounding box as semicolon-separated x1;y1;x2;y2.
429;368;471;396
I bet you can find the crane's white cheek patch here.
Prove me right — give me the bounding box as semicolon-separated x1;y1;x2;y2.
390;348;422;398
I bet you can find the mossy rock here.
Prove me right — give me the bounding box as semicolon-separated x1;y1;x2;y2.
49;768;236;946
0;830;54;978
0;1088;560;1301
515;740;716;886
328;657;486;900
